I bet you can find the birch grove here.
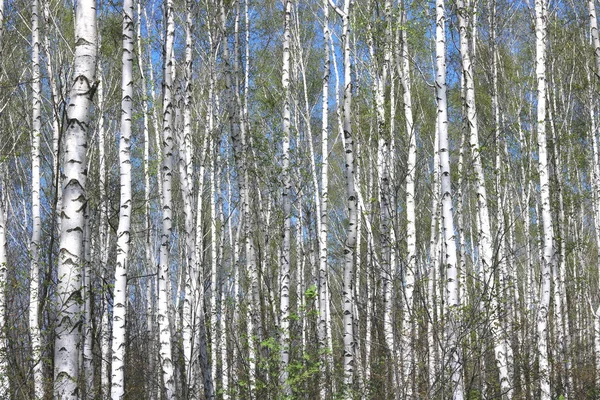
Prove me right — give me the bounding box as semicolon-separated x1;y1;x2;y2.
1;0;600;398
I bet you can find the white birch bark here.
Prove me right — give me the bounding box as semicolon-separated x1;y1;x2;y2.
330;0;357;393
135;2;157;396
54;1;97;397
158;0;176;397
428;124;441;393
110;0;134;396
42;0;63;233
398;2;416;395
29;0;43;395
279;0;292;395
318;2;332;396
435;0;464;397
96;63;111;399
535;1;553;398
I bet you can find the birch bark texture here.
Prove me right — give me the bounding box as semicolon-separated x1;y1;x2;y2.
279;0;292;395
158;0;176;397
110;0;134;397
54;0;97;398
534;1;553;398
29;0;43;396
435;0;464;397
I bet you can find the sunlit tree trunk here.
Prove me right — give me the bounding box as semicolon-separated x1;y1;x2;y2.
435;0;464;397
279;1;292;395
534;1;553;398
158;0;176;397
29;0;43;396
110;0;134;396
398;2;416;395
318;2;332;396
54;0;97;397
331;0;356;394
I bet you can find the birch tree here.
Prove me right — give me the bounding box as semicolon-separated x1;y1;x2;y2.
53;0;97;397
29;0;43;395
435;0;464;397
535;1;553;398
158;0;176;397
279;0;292;395
330;0;357;394
110;0;134;396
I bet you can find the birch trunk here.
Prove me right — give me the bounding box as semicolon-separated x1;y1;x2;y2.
54;1;97;397
30;0;43;395
535;1;553;398
398;2;416;395
96;64;111;398
136;2;157;396
110;0;134;396
318;1;332;397
335;0;357;393
279;0;292;395
435;0;464;397
158;0;176;397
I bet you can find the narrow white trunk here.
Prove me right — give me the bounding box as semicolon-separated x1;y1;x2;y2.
30;0;43;395
110;0;134;397
398;2;416;395
279;1;292;395
318;2;332;397
339;0;356;394
158;1;176;397
54;1;97;397
435;0;464;397
96;64;111;398
535;1;553;398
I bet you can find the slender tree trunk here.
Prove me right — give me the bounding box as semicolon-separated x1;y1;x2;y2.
54;1;97;397
30;0;43;396
397;2;416;396
96;62;111;398
435;0;464;397
534;1;553;398
279;0;293;395
333;0;357;394
110;0;134;397
319;2;332;397
158;1;176;397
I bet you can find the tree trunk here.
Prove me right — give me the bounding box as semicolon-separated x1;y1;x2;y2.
54;1;97;397
110;0;134;396
30;0;43;396
435;0;464;397
158;0;176;397
279;0;292;395
534;1;553;398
